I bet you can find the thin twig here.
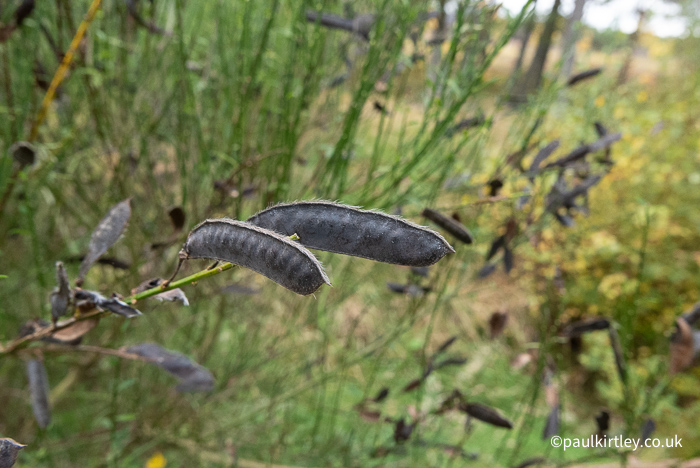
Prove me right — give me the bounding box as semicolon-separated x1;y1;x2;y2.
0;263;235;354
38;343;158;363
29;0;103;140
0;0;104;218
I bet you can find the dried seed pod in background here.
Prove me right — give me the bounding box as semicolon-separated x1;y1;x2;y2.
0;438;26;468
542;406;559;439
488;311;508;339
9;142;36;169
460;402;513;429
670;317;695;374
393;418;414;443
512;457;547;468
640;418;655;441
486;178;504;197
422;208;474;244
373;101;388;114
168;206;186;232
478;263;497;278
248;201;454;266
553;212;575;228
434;336;458;356
182;219;330;296
14;0;35;27
433;356;468;370
595;410;610;437
543;144;591;170
78;199;132;282
594;121;608;137
528;140;560;175
50;262;71;322
561;318;610;337
588;132;621;153
486;235;506;261
386;282;429;297
566;67;603;86
125;343;215;392
503;246;514;273
372;387;389;403
681;302;700;326
608;327;627;382
25;359;51;428
410;266;430;277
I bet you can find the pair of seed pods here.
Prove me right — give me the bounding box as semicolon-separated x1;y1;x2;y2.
180;201;455;295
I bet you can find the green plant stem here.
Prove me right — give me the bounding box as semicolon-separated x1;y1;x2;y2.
127;262;235;303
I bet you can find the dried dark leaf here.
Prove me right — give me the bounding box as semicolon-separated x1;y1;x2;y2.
50;262;71;321
670;317;694;374
9;141;36;169
567;67;603;86
247;201;454;267
182;219;330;296
25;359;50;428
372;387;389;403
78;199;132;281
125;343;215;392
403;378;422;393
168;206;186;231
478;263;497;279
50;318;99;344
393;418;414;443
358;409;382;423
14;0;35;27
487;178;504;197
0;438;26;468
562;318;610;337
422;208;474;244
608;327;627;382
461;402;512;429
542;406;559;439
489;311;508;339
503;246;514;273
74;290;142;318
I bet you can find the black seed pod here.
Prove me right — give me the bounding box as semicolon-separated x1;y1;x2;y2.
248;201;454;266
181;219;330;295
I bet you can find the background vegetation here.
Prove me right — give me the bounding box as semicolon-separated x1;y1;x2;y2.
1;0;699;466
